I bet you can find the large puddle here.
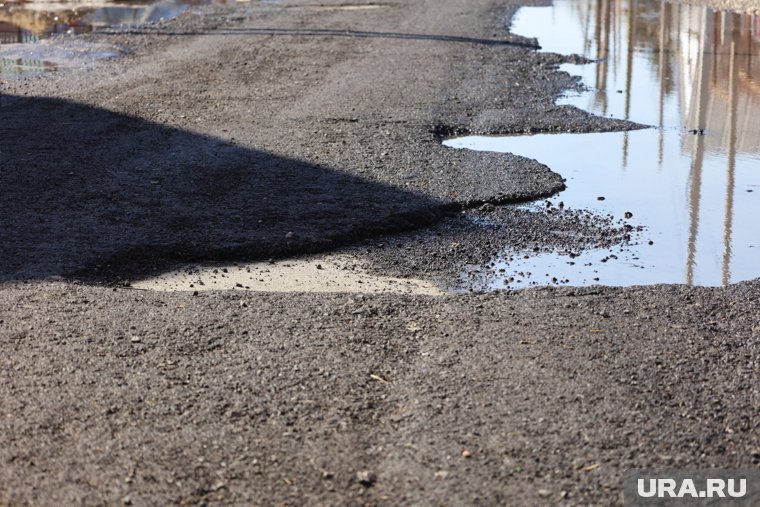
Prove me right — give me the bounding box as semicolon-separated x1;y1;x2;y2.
446;0;760;288
0;0;226;76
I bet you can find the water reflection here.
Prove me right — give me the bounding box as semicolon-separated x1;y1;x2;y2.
0;0;218;45
0;56;56;74
0;0;226;75
534;1;760;152
446;0;760;288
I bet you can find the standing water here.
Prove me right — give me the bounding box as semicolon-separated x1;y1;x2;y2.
445;0;760;288
0;0;229;76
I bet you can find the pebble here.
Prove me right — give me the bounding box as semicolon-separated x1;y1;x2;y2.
130;336;141;343
356;470;376;486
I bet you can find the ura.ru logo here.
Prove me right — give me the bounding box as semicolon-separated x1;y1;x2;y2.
637;478;746;499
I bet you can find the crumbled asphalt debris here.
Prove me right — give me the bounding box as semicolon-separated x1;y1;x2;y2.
357;204;641;288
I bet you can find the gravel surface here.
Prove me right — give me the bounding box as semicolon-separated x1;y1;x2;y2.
667;0;760;12
1;282;758;505
0;0;757;505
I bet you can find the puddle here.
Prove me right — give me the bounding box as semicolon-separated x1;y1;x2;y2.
133;254;446;295
0;0;222;75
0;37;126;76
0;55;56;75
445;0;760;288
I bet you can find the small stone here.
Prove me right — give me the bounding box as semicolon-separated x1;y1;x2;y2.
434;470;449;480
285;231;295;239
462;449;472;459
538;489;552;497
356;470;376;486
130;336;141;343
624;211;633;219
316;264;323;270
597;196;606;201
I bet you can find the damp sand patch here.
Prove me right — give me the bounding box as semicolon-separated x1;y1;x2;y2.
132;254;446;295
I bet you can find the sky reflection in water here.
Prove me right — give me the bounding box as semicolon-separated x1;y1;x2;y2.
446;0;760;288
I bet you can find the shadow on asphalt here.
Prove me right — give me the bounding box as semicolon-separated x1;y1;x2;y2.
0;95;448;283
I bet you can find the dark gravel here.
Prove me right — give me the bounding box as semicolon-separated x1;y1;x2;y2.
1;282;757;505
356;204;642;289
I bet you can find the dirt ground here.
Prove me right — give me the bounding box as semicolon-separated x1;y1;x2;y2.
0;0;758;505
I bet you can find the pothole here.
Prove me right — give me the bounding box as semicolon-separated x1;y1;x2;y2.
444;0;760;288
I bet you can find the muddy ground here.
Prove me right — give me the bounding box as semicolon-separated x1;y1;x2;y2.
0;0;758;505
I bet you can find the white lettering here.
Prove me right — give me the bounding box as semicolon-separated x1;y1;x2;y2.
728;479;746;498
706;479;726;497
677;479;699;498
637;479;657;498
658;479;677;498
